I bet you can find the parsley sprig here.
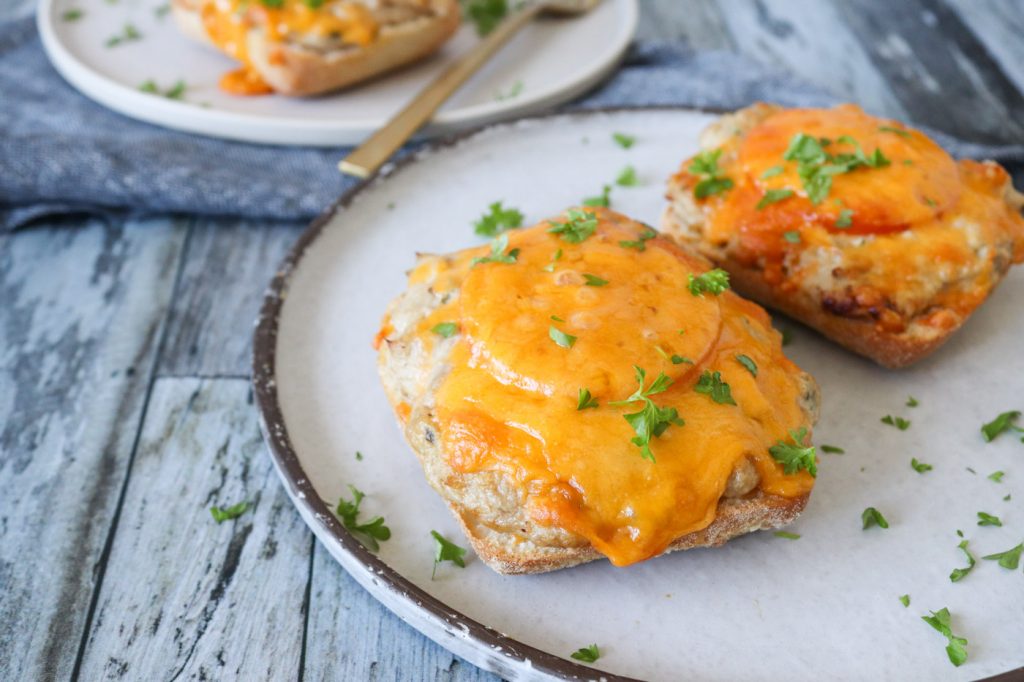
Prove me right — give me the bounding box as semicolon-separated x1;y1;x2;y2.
981;410;1023;442
583;185;611;208
610;367;684;462
474;201;523;237
781;133;890;205
982;542;1023;570
688;148;734;199
769;427;817;477
547;209;598;244
694;370;736;405
210;500;250;523
472;233;519;266
336;485;391;552
570;644;601;663
949;538;975;582
921;608;968;667
463;0;507;36
105;23;141;47
429;530;467;579
688;268;730;296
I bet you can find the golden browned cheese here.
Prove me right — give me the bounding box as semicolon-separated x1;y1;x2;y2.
386;209;815;567
672;105;1024;332
199;0;378;95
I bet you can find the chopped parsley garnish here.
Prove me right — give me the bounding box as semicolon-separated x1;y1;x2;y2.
922;608;968;667
687;268;730;296
583;184;612;207
616;165;639;187
62;8;84;20
619;227;657;251
899;594;910;607
549;325;577;349
429;530;466;579
910;458;932;473
821;444;845;454
689;149;734;199
756;188;794;210
610;366;684;462
583;273;609;287
694;370;736;405
105;23;142;47
981;410;1022;442
761;165;784;179
355;451;363;461
612;132;635;149
494;80;523;101
472;233;519;266
542;248;562;273
570;644;601;663
977;512;1002;527
463;0;507;35
906;396;919;407
336;485;391;552
671;355;693;365
774;531;800;540
1005;494;1012;501
988;471;1005;482
550;315;564;322
861;507;889;530
924;196;938;207
879;125;911;138
209;500;250;523
735;354;757;377
769;427;817;477
982;542;1023;569
881;415;910;430
474;201;523;237
782;230;801;243
835;208;854;228
577;388;599;410
949;539;975;582
547;209;598;244
781;132;890;205
431;322;458;338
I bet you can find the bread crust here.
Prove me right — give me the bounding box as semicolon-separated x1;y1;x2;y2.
172;0;460;96
662;103;1024;369
377;243;819;575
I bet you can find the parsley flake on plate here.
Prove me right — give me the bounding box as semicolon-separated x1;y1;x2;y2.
609;367;683;462
988;471;1005;483
687;268;730;296
583;184;612;208
431;322;458;338
429;530;467;579
494;80;523;101
910;458;932;473
105;23;141;47
821;444;845;454
616;165;639;187
547;209;598;244
922;608;968;667
473;201;523;237
336;485;391;552
463;0;507;35
861;507;889;530
949;539;975;582
881;415;911;430
694;370;736;406
774;531;800;540
981;410;1022;442
977;512;1002;527
549;325;577;349
355;451;363;461
62;8;83;21
689;149;734;199
906;395;919;407
899;594;910;607
769;427;817;477
612;132;635;148
210;500;250;523
583;273;608;287
472;233;520;266
570;644;601;663
982;542;1023;570
735;354;757;377
619;227;657;251
577;388;599;410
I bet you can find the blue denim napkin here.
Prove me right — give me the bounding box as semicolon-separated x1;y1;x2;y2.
2;15;1022;229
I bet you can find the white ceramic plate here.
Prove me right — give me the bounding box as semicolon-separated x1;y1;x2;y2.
36;0;637;146
253;108;1024;681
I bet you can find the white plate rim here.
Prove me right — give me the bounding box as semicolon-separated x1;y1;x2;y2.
36;0;639;146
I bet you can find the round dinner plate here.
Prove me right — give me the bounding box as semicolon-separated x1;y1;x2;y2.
36;0;637;146
253;108;1024;681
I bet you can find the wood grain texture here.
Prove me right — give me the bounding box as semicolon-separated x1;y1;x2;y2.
946;0;1024;97
76;377;312;681
159;219;303;378
835;0;1024;143
0;218;187;681
715;0;909;118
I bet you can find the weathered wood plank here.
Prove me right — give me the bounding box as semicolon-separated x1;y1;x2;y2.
945;0;1024;97
76;377;312;680
715;0;909;118
635;0;734;50
835;0;1024;143
159;218;303;378
0;218;187;681
303;543;500;682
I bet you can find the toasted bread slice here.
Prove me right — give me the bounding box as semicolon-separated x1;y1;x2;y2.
377;209;820;574
662;103;1024;369
172;0;459;96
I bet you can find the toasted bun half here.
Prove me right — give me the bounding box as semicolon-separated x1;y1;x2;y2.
172;0;460;96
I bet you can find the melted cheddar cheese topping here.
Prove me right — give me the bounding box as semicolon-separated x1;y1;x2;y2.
392;209;815;566
198;0;378;95
676;105;1024;331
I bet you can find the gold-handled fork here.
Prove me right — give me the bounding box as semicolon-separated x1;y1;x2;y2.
338;0;601;179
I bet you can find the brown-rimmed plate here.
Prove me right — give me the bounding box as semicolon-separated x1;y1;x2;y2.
253;107;1024;681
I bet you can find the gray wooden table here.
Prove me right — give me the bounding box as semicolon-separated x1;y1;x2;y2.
3;1;1023;680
